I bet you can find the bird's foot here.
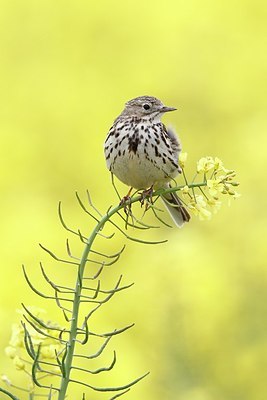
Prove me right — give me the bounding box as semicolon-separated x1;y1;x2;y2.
140;186;154;208
119;188;133;214
119;195;131;207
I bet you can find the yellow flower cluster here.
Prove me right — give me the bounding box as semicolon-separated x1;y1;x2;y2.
180;155;240;220
5;307;64;374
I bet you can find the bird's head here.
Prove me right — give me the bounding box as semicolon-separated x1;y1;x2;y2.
121;96;176;119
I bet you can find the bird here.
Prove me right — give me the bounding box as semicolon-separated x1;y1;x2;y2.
104;95;190;227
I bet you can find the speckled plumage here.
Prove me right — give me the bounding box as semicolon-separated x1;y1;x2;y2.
104;96;190;227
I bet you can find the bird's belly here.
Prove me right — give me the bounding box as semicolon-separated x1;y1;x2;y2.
111;152;178;189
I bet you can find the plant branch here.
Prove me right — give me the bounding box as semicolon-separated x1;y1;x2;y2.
56;181;210;399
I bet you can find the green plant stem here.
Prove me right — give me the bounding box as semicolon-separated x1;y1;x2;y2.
0;388;20;400
57;200;126;399
56;181;209;399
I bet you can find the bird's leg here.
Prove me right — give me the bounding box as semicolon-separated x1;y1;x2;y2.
140;185;154;208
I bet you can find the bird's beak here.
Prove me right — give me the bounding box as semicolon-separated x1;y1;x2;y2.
161;106;177;113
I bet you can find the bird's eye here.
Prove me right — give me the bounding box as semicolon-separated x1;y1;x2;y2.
143;103;151;110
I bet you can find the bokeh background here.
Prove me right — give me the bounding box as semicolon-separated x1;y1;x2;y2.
0;0;266;399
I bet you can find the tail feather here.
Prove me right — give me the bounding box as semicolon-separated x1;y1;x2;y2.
161;192;190;228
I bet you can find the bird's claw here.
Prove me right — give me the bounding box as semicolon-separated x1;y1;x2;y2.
140;187;154;208
119;195;132;215
119;195;131;206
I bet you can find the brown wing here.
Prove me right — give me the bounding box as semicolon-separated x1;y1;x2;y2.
164;125;182;153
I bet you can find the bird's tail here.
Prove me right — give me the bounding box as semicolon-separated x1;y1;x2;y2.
161;191;190;228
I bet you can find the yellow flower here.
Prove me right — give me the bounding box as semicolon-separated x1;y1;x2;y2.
196;196;212;220
13;356;25;371
1;375;12;386
213;157;235;175
41;344;60;359
9;324;24;348
6;307;65;369
179;152;187;168
188;195;212;220
214;157;224;170
5;346;16;359
207;179;224;197
197;156;215;173
207;199;222;213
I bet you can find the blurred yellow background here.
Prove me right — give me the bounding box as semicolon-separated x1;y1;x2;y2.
0;0;266;399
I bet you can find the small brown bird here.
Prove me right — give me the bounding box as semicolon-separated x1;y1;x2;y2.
104;96;190;227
